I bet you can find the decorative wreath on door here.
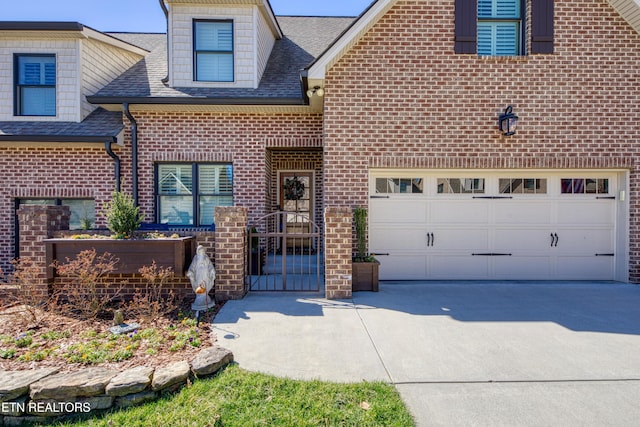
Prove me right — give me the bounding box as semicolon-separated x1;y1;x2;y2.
283;176;305;201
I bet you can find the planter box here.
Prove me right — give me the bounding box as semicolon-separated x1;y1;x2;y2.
45;237;197;279
352;259;380;292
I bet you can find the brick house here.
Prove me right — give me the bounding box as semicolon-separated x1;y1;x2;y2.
1;0;639;297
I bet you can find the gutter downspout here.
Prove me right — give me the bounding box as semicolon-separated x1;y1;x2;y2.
104;138;121;192
300;69;310;104
123;103;139;206
159;0;169;84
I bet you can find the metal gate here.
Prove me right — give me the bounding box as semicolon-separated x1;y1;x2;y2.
247;211;322;292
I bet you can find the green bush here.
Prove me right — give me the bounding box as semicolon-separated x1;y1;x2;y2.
104;190;144;239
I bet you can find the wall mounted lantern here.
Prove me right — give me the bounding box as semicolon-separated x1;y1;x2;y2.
306;86;324;98
498;106;518;136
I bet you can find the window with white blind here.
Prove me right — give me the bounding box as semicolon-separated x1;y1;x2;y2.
14;54;56;116
193;20;234;82
157;163;233;226
477;0;522;56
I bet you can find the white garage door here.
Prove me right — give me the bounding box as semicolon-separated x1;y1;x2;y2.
369;171;625;281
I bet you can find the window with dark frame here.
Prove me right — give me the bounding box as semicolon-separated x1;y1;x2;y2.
193;20;234;82
14;54;56;116
157;163;233;226
455;0;554;55
477;0;522;56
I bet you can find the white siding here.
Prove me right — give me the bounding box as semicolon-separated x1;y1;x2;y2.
170;4;275;88
0;36;143;123
0;38;78;122
80;39;143;120
256;7;275;86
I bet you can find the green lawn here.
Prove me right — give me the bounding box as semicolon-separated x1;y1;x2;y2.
50;364;415;427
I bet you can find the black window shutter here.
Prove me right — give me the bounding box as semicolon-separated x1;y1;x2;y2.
454;0;477;54
531;0;554;54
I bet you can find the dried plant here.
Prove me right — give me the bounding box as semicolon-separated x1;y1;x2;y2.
0;258;56;328
126;261;179;324
51;249;123;320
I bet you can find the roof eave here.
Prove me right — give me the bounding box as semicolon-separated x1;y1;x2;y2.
0;135;118;143
87;96;306;106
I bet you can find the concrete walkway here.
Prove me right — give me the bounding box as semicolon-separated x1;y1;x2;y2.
213;281;640;426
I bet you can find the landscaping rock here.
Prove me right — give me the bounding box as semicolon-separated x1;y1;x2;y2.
109;322;140;335
4;415;50;426
191;346;234;377
0;368;59;402
81;395;114;411
151;361;190;391
106;366;154;397
114;390;157;408
30;368;117;400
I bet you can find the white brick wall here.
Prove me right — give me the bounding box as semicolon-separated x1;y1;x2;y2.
169;4;275;89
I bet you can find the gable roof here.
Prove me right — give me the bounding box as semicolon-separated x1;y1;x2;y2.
0;22;148;56
608;0;640;33
88;16;353;106
307;0;640;79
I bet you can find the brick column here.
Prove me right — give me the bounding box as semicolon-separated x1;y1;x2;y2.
18;205;70;297
214;206;248;301
324;207;352;299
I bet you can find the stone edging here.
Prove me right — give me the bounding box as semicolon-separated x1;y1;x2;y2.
0;346;233;426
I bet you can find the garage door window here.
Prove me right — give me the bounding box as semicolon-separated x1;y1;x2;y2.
376;178;423;194
499;178;547;194
561;178;609;194
437;178;485;194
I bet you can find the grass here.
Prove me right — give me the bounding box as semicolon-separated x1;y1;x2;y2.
48;364;415;427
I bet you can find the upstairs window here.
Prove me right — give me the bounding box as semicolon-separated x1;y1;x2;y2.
455;0;554;55
477;0;522;56
194;20;234;82
15;54;56;116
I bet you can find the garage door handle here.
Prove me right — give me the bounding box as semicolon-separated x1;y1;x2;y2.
427;233;434;247
472;196;513;199
550;233;559;247
595;253;614;257
472;253;512;256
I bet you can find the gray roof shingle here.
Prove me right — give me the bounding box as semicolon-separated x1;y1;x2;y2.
89;16;354;103
1;16;355;141
0;108;123;142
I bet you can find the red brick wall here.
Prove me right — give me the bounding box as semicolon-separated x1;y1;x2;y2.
322;0;640;279
131;112;323;226
0;145;122;271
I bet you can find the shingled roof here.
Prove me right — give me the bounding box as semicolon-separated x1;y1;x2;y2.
88;16;354;105
0;108;124;143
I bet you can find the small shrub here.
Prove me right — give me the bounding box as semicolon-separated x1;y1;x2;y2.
14;332;33;348
2;258;55;328
104;190;144;239
0;348;16;359
41;330;71;341
52;249;123;320
18;348;53;362
126;262;179;324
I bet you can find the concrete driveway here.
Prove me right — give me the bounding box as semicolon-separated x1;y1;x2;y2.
213;281;640;426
